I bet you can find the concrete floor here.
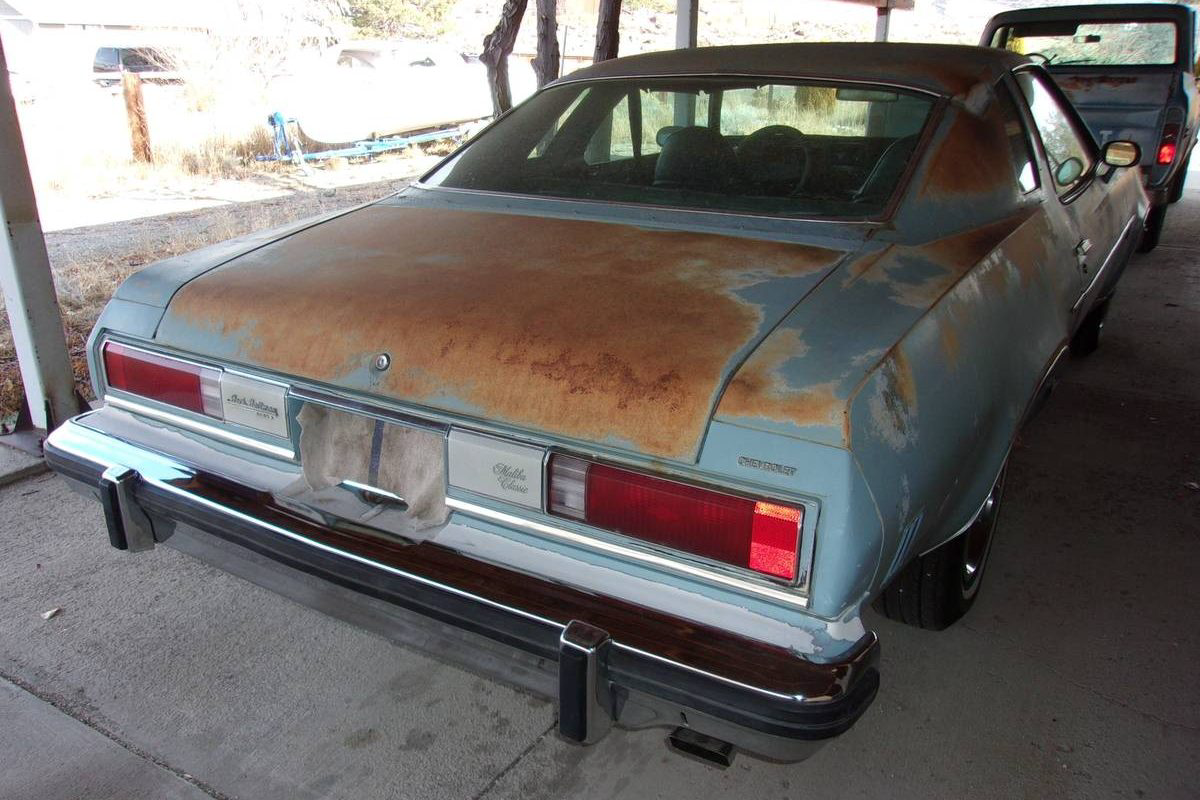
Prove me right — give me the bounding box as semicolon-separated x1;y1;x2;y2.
2;182;1198;799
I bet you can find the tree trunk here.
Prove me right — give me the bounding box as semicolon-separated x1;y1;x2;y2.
481;0;529;116
593;0;622;64
532;0;560;87
121;73;152;163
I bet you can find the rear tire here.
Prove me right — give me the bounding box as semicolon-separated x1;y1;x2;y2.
875;466;1007;631
1071;297;1110;357
1137;204;1167;253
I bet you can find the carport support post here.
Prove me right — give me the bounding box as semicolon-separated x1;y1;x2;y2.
0;36;80;432
875;6;891;41
673;0;699;127
675;0;698;49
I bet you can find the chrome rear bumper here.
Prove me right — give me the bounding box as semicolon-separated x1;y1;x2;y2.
44;414;880;762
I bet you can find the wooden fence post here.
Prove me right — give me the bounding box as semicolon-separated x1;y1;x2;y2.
121;73;152;163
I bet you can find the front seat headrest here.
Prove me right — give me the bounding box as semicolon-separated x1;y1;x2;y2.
653;126;737;193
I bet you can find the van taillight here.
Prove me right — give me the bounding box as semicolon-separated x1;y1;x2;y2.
547;454;803;581
102;342;222;418
1157;122;1181;165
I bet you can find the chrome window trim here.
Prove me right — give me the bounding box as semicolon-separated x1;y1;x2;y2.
548;72;943;98
105;394;296;461
445;496;811;610
410;183;881;226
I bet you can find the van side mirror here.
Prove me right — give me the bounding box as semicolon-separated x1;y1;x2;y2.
1102;140;1141;168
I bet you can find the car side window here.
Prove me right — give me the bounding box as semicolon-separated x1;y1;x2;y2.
1015;71;1094;196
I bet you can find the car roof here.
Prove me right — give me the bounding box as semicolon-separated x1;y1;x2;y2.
557;43;1030;98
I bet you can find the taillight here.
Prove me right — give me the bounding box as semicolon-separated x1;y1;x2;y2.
102;341;222;417
547;454;803;581
1157;122;1180;165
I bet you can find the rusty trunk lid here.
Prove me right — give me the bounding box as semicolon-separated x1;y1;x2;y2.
152;203;856;462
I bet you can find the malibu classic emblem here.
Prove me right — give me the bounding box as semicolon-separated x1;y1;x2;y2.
493;463;530;495
220;373;289;438
448;430;543;510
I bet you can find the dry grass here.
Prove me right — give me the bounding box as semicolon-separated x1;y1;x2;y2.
0;225;235;426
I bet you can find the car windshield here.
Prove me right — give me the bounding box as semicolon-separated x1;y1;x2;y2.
422;78;937;219
990;20;1178;66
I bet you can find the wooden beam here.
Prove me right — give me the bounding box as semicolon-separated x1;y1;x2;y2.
593;0;621;63
121;73;152;163
532;0;561;86
481;0;529;115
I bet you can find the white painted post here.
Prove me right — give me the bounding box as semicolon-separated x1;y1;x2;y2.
674;0;700;127
0;36;80;431
676;0;699;49
875;6;891;41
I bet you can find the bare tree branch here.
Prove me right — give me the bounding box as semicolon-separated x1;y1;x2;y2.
481;0;529;115
593;0;622;63
532;0;561;87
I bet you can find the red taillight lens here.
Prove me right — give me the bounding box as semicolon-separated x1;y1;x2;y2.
102;342;222;417
1157;122;1180;165
548;455;803;581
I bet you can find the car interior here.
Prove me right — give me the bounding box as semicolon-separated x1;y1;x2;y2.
430;80;935;218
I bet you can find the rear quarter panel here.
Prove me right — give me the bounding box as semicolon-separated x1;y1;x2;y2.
848;209;1075;592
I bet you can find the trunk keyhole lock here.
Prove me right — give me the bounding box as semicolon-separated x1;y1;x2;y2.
372;353;391;372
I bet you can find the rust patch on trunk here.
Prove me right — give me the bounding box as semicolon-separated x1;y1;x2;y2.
714;328;842;428
163;206;843;461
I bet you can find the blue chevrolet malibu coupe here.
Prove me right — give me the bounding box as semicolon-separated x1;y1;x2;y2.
45;43;1146;763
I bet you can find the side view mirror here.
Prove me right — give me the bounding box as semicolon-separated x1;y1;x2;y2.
1102;140;1141;168
1055;156;1085;186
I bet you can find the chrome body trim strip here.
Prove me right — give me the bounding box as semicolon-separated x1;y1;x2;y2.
105;394;296;461
445;496;811;609
290;386;451;435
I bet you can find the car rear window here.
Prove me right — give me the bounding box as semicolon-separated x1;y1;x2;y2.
422;78;937;219
989;20;1178;67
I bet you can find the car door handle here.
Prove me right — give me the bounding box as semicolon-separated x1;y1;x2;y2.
1075;238;1092;271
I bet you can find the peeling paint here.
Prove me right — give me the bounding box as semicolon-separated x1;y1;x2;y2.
867;349;919;452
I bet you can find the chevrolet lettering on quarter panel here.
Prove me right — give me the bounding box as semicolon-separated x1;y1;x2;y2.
447;429;544;510
220;373;288;438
